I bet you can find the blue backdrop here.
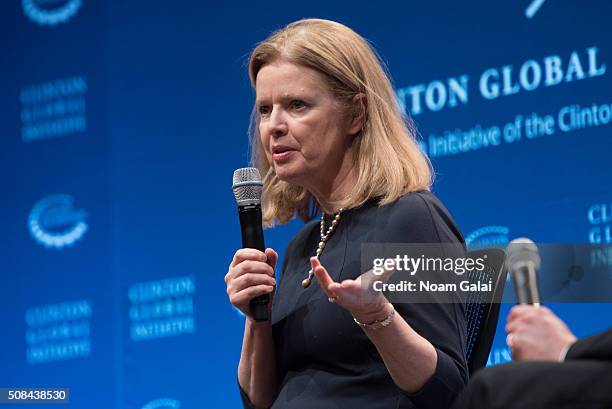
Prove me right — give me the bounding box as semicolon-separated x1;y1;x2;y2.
2;1;611;408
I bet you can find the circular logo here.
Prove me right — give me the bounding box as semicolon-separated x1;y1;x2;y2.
465;225;510;250
28;194;88;249
22;0;82;26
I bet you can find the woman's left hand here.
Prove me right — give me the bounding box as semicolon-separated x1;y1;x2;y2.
311;256;394;324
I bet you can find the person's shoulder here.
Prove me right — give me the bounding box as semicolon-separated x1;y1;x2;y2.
391;190;439;213
385;190;448;222
375;190;464;244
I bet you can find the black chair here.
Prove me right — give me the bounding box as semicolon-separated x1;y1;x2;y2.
464;248;508;375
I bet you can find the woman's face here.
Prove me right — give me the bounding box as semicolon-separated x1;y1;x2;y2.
255;60;356;191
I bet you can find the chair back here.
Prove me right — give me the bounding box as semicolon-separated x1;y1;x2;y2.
464;248;508;375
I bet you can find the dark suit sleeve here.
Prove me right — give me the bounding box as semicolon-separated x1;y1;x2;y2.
566;328;612;362
381;192;469;409
452;360;612;409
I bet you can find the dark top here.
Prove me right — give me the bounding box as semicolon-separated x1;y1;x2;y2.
241;191;468;409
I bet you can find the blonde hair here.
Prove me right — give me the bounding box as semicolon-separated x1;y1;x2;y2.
248;18;432;226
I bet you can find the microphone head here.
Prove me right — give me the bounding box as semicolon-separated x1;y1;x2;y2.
506;237;541;272
232;167;263;206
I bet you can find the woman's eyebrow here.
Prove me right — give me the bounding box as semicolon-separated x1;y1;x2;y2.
256;93;311;106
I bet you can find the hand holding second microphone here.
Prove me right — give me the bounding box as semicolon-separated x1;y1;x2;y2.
505;305;577;361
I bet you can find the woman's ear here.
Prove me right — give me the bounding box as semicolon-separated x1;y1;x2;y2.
347;93;367;136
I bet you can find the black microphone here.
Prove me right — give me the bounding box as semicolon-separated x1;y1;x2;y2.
506;237;542;306
232;167;269;322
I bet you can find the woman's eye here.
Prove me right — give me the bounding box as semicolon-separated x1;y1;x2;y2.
258;106;271;116
290;100;306;110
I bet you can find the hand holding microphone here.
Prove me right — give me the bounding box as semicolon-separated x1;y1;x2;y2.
225;247;278;320
505;304;577;361
504;238;576;360
226;168;276;322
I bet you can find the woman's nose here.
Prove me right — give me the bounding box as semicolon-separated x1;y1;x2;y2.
269;108;288;138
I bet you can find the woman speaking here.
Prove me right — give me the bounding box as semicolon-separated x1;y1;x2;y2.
224;19;467;409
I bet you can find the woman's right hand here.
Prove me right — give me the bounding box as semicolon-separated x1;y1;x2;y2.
225;248;278;319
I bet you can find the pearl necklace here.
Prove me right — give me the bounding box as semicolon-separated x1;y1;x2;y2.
301;208;343;288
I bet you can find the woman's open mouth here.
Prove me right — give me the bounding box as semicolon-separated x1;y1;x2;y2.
272;145;296;161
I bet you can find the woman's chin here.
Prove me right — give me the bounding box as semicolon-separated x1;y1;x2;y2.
274;166;306;186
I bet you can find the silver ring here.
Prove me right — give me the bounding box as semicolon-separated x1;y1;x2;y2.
328;297;336;303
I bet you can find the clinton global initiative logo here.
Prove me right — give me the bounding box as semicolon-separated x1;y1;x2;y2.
465;226;510;250
587;202;611;244
28;194;88;249
142;398;181;409
22;0;82;26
